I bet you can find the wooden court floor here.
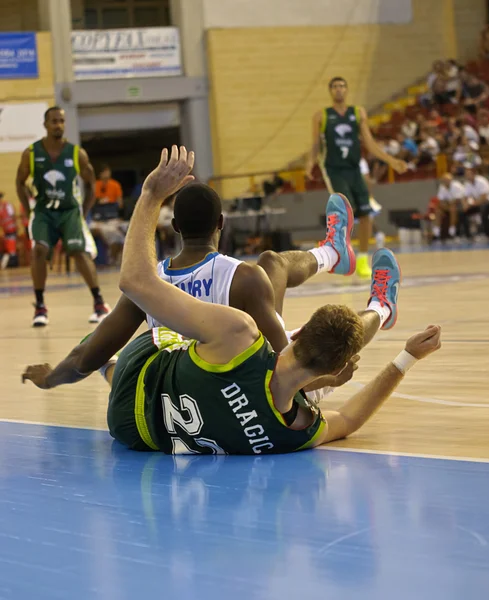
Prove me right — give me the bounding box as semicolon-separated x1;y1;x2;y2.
0;248;488;460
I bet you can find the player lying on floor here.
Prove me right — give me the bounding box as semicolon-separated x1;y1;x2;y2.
23;147;442;454
19;180;393;404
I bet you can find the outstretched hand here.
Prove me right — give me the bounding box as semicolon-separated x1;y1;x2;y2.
405;325;442;360
142;145;195;202
22;363;53;389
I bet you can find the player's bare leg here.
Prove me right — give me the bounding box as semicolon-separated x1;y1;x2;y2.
72;252;111;323
258;192;356;314
31;243;50;326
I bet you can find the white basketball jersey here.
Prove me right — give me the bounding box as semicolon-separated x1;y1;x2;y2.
146;251;242;328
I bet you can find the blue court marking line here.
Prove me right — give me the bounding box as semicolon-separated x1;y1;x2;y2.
0;282;89;296
0;418;487;463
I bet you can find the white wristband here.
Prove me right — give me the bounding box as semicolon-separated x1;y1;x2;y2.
392;350;417;375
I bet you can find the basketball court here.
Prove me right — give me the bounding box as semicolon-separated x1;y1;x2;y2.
0;246;488;598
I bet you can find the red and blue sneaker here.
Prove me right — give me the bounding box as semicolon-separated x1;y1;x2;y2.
368;248;401;330
319;193;356;276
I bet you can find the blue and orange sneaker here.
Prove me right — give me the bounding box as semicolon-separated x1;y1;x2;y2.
368;248;401;330
319;193;356;276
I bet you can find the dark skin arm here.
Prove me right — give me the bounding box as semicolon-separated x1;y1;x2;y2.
16;147;33;216
22;295;145;389
78;147;96;217
230;263;289;352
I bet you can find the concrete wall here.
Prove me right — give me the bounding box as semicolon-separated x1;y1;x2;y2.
453;0;487;63
233;180;438;242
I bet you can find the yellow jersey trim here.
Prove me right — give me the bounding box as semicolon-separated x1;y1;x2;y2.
29;144;34;178
354;105;361;124
188;334;265;373
134;351;160;450
296;420;326;451
264;369;287;426
73;144;80;174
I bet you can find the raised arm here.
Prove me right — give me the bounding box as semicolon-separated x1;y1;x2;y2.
78;147;96;217
16;147;33;216
22;295;146;389
119;146;259;363
358;106;407;175
314;325;442;446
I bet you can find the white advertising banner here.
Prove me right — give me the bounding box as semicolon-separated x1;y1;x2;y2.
72;27;182;80
0;102;48;153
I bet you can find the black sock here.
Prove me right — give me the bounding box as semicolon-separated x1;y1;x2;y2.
35;289;44;305
90;287;104;304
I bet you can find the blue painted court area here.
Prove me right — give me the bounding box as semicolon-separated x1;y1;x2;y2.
0;422;487;600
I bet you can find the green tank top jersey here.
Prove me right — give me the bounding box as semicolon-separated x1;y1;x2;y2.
29;140;82;210
122;328;326;455
320;105;362;169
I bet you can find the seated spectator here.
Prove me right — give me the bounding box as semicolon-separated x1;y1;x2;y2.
444;59;462;104
401;118;417;140
95;164;123;208
396;133;418;161
414;113;428;143
463;166;489;239
0;192;19;269
477;109;489;144
90;165;125;266
412;130;440;167
461;72;489;115
434;173;465;239
452;135;482;174
426;109;444;129
459;117;480;145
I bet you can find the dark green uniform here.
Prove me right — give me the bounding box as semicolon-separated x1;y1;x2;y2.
320;106;371;218
28;140;96;257
108;327;325;454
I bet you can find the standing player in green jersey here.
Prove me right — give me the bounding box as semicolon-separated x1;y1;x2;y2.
306;77;408;278
16;106;110;327
23;146;442;455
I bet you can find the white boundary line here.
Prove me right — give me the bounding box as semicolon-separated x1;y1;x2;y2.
347;381;489;408
0;418;108;431
316;445;489;463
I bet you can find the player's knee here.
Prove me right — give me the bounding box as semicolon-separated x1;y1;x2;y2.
257;250;285;273
32;244;49;261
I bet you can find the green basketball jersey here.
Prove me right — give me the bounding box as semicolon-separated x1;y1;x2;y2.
113;328;325;455
320;106;362;169
29;140;82;210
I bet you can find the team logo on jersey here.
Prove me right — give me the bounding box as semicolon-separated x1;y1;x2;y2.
349;114;356;121
334;124;352;137
64;159;73;167
43;169;66;188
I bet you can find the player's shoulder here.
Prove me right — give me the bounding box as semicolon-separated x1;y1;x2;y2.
233;262;273;295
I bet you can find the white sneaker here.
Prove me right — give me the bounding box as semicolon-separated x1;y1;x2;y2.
32;305;49;327
88;302;111;324
375;231;386;249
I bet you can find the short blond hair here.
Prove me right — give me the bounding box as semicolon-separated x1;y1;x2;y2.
293;305;364;375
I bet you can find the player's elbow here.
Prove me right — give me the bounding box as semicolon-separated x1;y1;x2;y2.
119;273;144;297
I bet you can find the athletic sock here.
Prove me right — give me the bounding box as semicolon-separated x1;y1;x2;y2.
366;300;391;327
99;356;118;382
309;246;338;273
358;252;368;261
90;287;104;304
35;289;45;306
